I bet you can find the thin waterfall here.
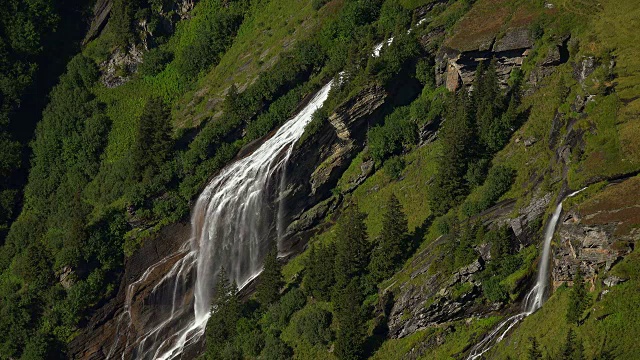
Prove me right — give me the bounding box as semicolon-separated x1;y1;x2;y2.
466;188;586;360
107;81;333;360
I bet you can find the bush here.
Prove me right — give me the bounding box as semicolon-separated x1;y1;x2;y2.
260;334;293;360
139;48;174;76
174;2;245;79
480;165;515;208
415;58;435;87
261;287;306;331
483;277;508;303
295;306;333;345
312;0;329;10
368;106;417;164
383;156;405;180
298;107;328;145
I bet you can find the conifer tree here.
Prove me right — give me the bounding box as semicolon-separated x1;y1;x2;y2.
110;0;135;49
528;337;543;360
256;243;283;307
561;328;585;360
474;59;503;153
567;267;588;324
334;204;370;289
333;279;366;360
429;91;475;215
133;97;172;178
303;243;336;301
206;267;241;358
370;194;409;282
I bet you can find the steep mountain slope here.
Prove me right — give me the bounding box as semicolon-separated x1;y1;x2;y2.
0;0;637;359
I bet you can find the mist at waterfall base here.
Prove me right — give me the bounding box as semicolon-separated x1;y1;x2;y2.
466;188;586;360
106;81;333;360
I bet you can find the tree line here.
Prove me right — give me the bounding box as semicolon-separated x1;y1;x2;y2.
203;194;411;360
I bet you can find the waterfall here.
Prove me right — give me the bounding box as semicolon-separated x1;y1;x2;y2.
107;81;333;360
466;188;586;360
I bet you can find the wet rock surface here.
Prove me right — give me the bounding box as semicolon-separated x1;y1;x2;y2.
68;222;190;359
280;84;387;254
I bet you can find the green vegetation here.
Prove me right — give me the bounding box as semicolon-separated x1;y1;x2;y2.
1;0;639;358
566;268;589;325
370;194;410;282
429;58;520;216
257;244;285;307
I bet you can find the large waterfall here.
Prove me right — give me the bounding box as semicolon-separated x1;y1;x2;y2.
107;81;333;360
466;188;586;359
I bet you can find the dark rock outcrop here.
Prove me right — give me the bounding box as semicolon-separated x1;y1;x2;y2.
83;0;113;45
68;222;190;360
279;85;387;254
387;240;485;339
436;27;534;91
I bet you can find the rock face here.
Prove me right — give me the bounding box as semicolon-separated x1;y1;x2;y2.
553;177;640;288
83;0;112;45
100;45;145;88
69;82;391;359
68;223;190;359
436;27;534;91
279;84;387;254
387;238;486;339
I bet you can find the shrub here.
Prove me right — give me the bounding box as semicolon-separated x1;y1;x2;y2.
415;58;435;87
298;107;327;145
295;306;333;345
261;287;306;331
479;165;515;209
312;0;329;11
260;333;293;360
383;156;405;180
483;277;508;303
139;48;174;76
368;106;417;164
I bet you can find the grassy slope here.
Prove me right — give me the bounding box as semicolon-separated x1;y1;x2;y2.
92;0;341;165
283;0;640;358
489;175;640;359
174;0;342;128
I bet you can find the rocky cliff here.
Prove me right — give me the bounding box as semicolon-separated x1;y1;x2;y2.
553;177;639;289
68;223;190;359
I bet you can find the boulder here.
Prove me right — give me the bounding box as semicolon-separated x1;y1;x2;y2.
603;276;627;287
493;28;533;52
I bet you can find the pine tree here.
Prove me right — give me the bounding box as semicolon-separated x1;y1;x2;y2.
561;328;576;359
133;97;172;179
567;267;588;324
256;243;283;307
561;328;585;360
334;204;370;289
303;243;336;301
473;58;503;154
528;337;543;360
370;194;409;282
206;267;241;358
110;0;135;49
429;91;475;215
333;279;366;360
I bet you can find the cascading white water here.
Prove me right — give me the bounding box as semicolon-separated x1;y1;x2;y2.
107;81;333;360
466;188;586;360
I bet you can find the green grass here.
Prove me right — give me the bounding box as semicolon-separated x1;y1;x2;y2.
398;0;441;10
90;0;341;165
348;142;440;239
174;0;340;128
370;317;503;359
490;248;640;359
